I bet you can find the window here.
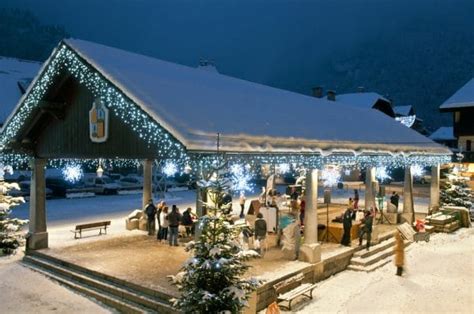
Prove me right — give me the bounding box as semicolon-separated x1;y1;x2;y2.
467;140;472;152
455;111;460;123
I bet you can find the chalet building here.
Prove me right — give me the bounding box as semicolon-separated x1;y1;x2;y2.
440;78;474;162
312;87;395;117
429;126;457;150
0;56;41;127
393;105;428;135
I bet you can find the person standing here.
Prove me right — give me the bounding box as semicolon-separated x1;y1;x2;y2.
299;197;306;226
156;201;166;240
159;206;169;242
144;199;157;236
181;207;195;236
167;205;181;246
254;213;267;255
390;191;400;210
358;209;373;250
353;189;359;209
394;231;405;276
239;193;246;218
341;207;353;246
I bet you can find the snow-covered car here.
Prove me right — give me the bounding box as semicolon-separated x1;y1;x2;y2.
84;176;121;195
414;175;431;184
119;177;143;190
9;181;53;199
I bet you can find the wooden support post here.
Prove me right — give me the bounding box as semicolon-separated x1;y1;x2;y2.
299;169;321;263
27;158;48;250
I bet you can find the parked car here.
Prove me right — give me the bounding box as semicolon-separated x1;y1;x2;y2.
84;176;121;195
46;177;83;197
9;181;53;199
414;175;431;184
119;177;143;190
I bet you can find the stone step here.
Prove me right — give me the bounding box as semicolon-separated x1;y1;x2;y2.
350;245;395;267
22;260;147;314
23;255;176;313
347;257;392;272
354;238;396;258
26;250;173;304
352;229;396;254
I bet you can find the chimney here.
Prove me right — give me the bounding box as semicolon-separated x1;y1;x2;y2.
327;90;336;101
357;86;365;93
312;86;323;98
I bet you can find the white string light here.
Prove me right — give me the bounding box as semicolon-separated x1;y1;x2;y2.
62;163;84;183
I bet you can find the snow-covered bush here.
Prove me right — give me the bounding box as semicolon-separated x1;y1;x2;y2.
170;160;260;313
0;164;28;255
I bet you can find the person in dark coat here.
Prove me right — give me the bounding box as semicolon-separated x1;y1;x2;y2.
390;191;400;209
341;207;353;246
144;199;157;236
167;205;182;246
181;207;195;236
254;213;267;254
358;209;374;250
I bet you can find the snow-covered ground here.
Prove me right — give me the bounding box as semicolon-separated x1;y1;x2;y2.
0;253;110;313
290;228;474;313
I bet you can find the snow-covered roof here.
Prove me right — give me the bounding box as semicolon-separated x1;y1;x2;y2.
393;105;413;116
440;78;474;110
429;127;456;141
0;57;41;124
2;39;450;157
335;92;390;109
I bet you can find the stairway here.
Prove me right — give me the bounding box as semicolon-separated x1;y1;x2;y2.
22;251;176;313
347;231;411;272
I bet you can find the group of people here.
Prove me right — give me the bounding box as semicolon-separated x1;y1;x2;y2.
144;199;196;247
341;206;374;250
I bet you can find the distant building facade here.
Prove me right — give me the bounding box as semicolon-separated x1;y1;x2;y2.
440;78;474;162
0;56;41;127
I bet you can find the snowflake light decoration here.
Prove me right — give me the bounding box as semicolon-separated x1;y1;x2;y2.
376;167;392;182
62;164;83;183
163;161;178;177
321;166;341;187
411;164;424;178
230;164;253;193
277;163;290;175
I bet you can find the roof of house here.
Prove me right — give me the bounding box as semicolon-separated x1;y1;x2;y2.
393;105;414;116
429;127;456;141
335;92;390;109
440;78;474;110
1;39;450;157
0;56;41;124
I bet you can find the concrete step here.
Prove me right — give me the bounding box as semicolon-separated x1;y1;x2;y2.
26;250;173;305
353;238;396;259
350;245;395;267
347;257;392;272
23;254;176;313
22;260;147;314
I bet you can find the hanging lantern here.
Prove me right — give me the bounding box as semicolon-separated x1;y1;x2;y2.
96;159;104;178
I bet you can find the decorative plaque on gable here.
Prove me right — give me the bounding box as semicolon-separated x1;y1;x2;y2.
89;98;109;143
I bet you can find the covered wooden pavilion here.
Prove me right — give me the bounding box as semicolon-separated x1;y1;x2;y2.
0;39;450;263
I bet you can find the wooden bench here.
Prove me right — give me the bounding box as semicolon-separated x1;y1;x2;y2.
273;273;317;311
71;221;111;239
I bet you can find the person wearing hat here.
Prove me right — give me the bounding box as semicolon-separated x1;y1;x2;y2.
358;209;374;250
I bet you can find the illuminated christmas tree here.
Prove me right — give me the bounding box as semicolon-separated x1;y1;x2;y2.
0;164;28;255
440;164;472;209
170;160;259;313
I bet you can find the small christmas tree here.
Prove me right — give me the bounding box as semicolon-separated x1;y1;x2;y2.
0;164;28;255
170;160;259;313
440;164;473;209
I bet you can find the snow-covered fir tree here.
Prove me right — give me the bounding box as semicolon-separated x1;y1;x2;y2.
440;164;473;209
170;160;259;313
0;164;27;255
